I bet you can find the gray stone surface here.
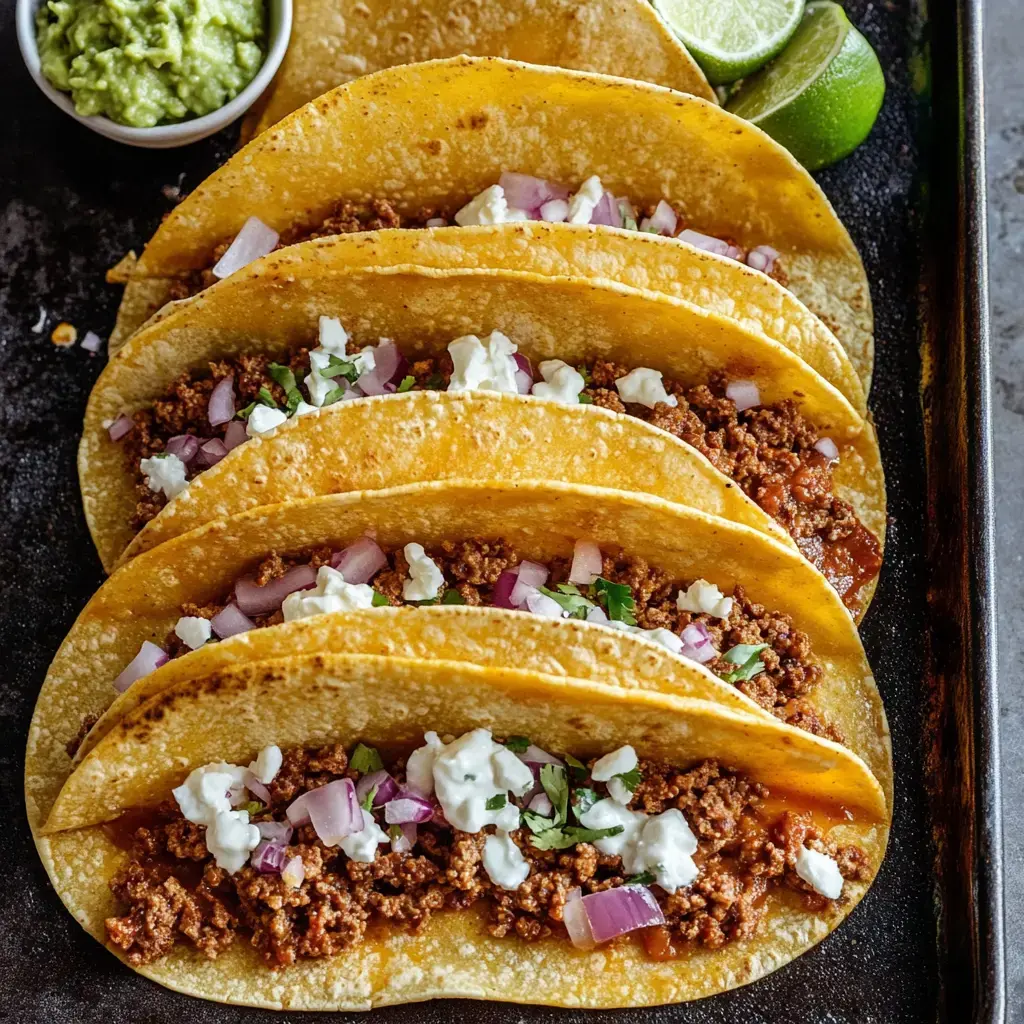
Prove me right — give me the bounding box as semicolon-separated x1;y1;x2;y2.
986;0;1023;1016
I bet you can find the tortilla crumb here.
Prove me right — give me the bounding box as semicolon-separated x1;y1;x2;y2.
51;322;77;347
106;251;138;285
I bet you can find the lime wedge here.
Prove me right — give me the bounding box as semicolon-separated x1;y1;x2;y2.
726;1;885;171
653;0;804;86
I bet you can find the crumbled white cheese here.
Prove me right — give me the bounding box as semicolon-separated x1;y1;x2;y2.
206;807;261;873
405;730;443;796
431;728;533;832
567;175;604;225
140;453;188;499
246;405;288;437
249;744;283;785
604;619;684;654
282;565;376;622
591;745;638;782
402;543;445;601
539;198;570;223
796;846;844;899
606;777;634;805
318;315;349;354
676;579;734;619
291;400;318;417
173;616;212;651
454;185;530;226
632;809;699;893
614;367;678;409
531;359;586;404
483;830;530;889
304;331;376;407
525;590;565;619
446;332;520;393
577;798;646;859
337;808;389;863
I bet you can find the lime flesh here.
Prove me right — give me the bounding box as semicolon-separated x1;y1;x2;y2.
726;1;885;171
653;0;804;86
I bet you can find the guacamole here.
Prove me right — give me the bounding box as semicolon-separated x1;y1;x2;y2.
36;0;266;128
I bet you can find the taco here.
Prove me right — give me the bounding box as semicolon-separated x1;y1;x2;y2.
88;263;885;616
110;56;874;387
29;480;890;826
241;0;715;139
31;655;889;1008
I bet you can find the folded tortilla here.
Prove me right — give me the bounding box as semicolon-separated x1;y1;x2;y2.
112;56;874;386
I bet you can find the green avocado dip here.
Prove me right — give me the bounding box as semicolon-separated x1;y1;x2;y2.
36;0;267;128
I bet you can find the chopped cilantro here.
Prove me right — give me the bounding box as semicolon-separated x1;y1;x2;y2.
564;753;589;782
572;787;599;815
540;764;569;827
578;393;594;404
626;870;656;885
538;583;595;619
236;401;256;420
593;577;637;625
615;766;642;794
441;589;466;605
622;215;639;232
321;354;360;383
397;375;416;392
285;389;303;415
268;362;297;391
504;735;530;754
360;785;378;811
322;386;348;406
486;794;507;811
521;809;556;835
720;643;769;683
409;597;440;606
240;800;264;817
257;386;277;408
387;824;403;841
371;591;389;607
350;743;384;773
576;364;593;386
529;824;624;851
423;372;446;390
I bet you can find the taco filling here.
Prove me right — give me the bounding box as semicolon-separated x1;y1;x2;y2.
102;731;868;968
100;537;837;743
164;174;787;304
109;322;880;611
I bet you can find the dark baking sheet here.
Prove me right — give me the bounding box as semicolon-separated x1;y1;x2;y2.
0;0;1001;1020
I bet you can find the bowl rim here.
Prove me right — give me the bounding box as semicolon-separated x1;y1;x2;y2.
15;0;291;147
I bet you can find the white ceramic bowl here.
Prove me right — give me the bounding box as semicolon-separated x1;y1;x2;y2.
16;0;291;148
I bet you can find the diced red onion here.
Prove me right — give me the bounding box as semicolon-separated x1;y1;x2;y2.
107;414;135;442
282;854;305;887
425;217;447;227
725;380;761;412
331;536;388;585
81;330;103;353
589;191;620;227
384;795;435;824
223;419;248;450
391;822;417;853
356;341;404;397
302;778;362;843
285;792;312;826
244;770;272;804
164;434;199;464
234;563;317;616
112;641;168;693
569;540;603;585
210;602;255;639
195;437;229;468
355;769;399;807
256;820;293;844
575;885;665;944
528;792;554;815
492;569;519;610
586;605;609;624
498;172;569;214
678;228;733;257
211;216;279;280
814;437;840;462
510;560;549;607
563;888;596;949
518;745;566;772
724;244;744;261
680;621;717;664
513;353;534;395
208;375;236;427
746;245;780;275
251;838;289;873
640;200;678;237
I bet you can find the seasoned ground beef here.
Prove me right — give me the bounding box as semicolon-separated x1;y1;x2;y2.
116;343;878;612
163;539;833;738
104;743;868;967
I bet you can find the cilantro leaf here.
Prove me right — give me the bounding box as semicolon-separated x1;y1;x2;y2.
529;824;624;851
593;577;637;625
371;591;389;607
626;870;656;885
320;354;360;383
572;787;599;816
257;386;277;408
240;800;264;817
441;589;465;605
540;764;569;827
614;766;642;794
268;363;297;392
504;735;530;754
578;393;594;404
486;794;507;811
563;753;589;783
409;597;440;606
322;386;348;406
720;643;769;683
397;375;416;393
521;809;556;835
538;583;595;620
236;401;256;420
360;785;378;811
423;372;446;390
285;389;303;416
576;364;593;386
350;743;383;773
387;824;403;841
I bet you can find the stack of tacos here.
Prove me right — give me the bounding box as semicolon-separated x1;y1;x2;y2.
29;54;891;1011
